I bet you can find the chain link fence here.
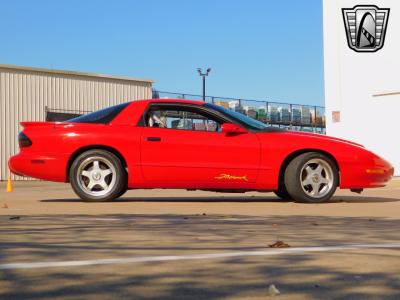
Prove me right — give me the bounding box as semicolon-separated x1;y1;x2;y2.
153;91;326;134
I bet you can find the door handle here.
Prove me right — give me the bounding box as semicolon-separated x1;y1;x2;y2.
146;136;161;142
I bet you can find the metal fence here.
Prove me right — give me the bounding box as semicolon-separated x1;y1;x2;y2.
153;91;326;134
44;91;326;134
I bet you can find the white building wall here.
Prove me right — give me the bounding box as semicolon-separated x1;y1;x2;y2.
323;0;400;175
0;65;153;180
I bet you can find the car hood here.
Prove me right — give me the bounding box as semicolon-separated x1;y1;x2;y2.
259;129;365;148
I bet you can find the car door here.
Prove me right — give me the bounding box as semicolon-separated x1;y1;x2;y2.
139;103;261;188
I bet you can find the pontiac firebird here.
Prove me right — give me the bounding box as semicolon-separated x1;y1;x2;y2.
9;99;394;202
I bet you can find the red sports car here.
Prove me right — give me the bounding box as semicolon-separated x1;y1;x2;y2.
9;99;394;202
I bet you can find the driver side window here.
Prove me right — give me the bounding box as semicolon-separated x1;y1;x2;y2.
145;106;221;132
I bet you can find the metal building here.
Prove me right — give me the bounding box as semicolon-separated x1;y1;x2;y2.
0;64;153;180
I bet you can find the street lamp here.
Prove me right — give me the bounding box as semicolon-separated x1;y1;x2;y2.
197;68;211;101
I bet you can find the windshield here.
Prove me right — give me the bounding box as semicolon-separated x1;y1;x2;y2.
204;103;269;130
68;102;129;124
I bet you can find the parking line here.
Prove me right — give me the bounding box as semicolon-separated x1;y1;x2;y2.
1;243;399;270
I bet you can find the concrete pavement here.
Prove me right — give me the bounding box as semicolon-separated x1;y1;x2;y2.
0;180;399;299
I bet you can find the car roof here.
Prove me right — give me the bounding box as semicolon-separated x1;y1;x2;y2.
134;98;206;106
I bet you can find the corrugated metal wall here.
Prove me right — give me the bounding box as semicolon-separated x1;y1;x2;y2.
0;66;153;180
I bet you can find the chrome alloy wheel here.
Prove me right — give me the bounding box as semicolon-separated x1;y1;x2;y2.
300;158;334;199
77;156;116;197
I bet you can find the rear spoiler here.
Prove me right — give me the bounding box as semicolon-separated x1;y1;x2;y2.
20;121;63;128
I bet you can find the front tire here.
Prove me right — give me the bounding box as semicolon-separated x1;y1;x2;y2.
69;150;127;202
284;152;338;203
273;185;292;200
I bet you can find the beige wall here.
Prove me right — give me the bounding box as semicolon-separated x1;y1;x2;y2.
0;65;153;180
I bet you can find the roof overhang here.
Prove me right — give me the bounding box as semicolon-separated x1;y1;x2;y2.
0;63;154;84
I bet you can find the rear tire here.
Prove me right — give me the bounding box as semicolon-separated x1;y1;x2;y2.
116;184;128;199
284;152;338;203
69;150;127;202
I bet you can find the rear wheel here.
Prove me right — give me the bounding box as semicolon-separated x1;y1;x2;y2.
69;150;127;202
284;152;338;203
115;183;128;199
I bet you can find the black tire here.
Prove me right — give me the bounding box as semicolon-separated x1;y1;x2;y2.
69;149;127;202
115;183;128;199
273;185;292;200
284;152;338;203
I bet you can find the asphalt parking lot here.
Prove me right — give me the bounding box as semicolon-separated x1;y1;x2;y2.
1;180;400;299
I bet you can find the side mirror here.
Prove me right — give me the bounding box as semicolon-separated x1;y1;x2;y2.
221;123;247;134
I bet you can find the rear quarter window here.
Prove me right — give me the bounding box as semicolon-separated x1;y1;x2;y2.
68;102;130;124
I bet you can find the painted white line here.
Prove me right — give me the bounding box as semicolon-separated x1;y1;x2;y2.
72;218;122;221
1;243;399;270
20;217;269;223
70;217;266;222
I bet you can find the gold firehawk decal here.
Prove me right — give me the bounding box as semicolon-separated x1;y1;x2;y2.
215;174;248;182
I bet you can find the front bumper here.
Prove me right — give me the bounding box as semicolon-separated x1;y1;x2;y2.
340;155;394;189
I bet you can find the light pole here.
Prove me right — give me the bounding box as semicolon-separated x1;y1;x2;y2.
197;68;211;101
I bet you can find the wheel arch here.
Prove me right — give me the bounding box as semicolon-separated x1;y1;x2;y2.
278;149;340;187
66;145;128;182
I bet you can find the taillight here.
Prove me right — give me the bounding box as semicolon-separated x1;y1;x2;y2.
18;132;32;148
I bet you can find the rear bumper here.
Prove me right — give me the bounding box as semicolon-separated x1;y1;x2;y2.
9;152;69;182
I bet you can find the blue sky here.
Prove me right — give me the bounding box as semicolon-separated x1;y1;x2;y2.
1;0;324;106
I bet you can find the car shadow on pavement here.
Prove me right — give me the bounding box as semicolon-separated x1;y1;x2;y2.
329;195;400;203
40;195;400;203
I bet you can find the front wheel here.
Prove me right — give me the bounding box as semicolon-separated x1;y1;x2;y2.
69;150;127;202
284;152;338;203
273;185;292;200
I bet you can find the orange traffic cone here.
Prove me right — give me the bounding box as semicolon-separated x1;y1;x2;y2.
6;176;13;193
